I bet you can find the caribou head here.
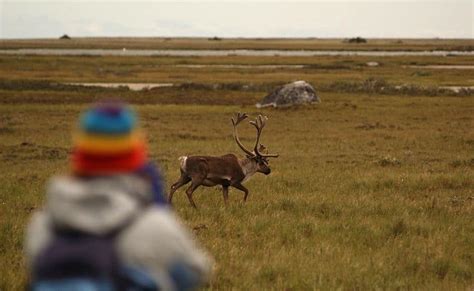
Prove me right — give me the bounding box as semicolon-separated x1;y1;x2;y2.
231;112;279;176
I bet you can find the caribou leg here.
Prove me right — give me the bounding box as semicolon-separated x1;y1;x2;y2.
232;183;249;202
169;173;191;204
185;180;202;209
222;186;229;205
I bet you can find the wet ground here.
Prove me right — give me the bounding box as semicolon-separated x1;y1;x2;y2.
66;82;474;93
175;64;306;69
1;48;473;57
406;65;474;69
66;82;173;91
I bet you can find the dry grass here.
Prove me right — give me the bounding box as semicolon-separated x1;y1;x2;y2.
1;55;474;86
0;42;473;289
1;98;473;290
1;37;473;51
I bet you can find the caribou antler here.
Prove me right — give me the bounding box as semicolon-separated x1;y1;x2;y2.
249;115;266;154
231;112;254;157
250;115;279;158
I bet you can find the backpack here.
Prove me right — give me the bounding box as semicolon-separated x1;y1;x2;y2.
31;227;158;291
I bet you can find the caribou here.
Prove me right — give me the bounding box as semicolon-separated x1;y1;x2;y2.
168;113;279;208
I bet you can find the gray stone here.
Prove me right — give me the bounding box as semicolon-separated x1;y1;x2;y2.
256;81;320;108
366;61;379;67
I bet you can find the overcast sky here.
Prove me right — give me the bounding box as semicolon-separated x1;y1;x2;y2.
1;0;473;39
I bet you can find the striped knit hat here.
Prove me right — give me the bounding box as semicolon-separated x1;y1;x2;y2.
71;102;148;175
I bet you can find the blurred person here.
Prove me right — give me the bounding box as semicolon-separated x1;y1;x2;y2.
24;102;212;291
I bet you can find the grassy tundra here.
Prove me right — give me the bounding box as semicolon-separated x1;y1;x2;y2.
1;37;473;51
0;39;473;290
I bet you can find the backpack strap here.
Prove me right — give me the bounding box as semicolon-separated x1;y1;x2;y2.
135;162;168;206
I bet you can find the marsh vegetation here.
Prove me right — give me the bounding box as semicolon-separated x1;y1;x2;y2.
0;39;473;290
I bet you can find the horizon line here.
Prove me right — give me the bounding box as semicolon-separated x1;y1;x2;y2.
2;36;473;41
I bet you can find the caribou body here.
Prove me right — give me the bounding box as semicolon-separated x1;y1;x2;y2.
168;113;278;208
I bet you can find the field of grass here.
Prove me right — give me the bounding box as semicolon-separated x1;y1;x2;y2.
0;39;473;290
1;37;473;51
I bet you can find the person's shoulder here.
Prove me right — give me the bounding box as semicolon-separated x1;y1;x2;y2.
131;207;182;233
118;206;194;249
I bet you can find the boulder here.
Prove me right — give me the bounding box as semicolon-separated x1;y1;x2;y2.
347;37;367;43
256;81;320;108
59;34;71;40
